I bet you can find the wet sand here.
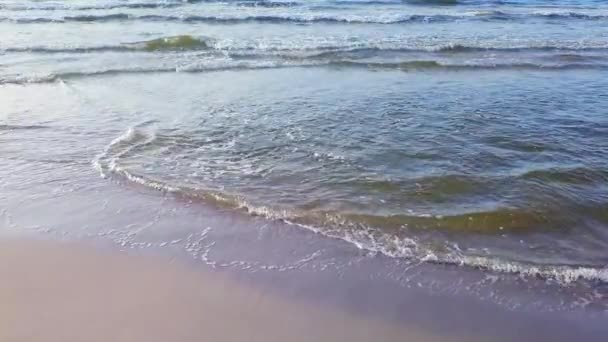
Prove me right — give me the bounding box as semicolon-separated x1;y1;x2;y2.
0;238;454;342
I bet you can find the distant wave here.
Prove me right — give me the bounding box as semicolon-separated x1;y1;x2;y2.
0;1;184;11
5;41;608;55
0;1;303;11
91;124;608;285
0;124;49;131
3;0;606;20
3;10;607;25
0;0;464;11
0;74;61;85
2;13;452;24
3;46;135;54
236;1;302;8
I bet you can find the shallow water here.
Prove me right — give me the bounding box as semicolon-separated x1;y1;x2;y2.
1;0;608;308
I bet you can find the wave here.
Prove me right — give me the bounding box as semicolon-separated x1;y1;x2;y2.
2;35;210;54
328;60;607;70
63;13;132;22
0;1;185;11
92;125;608;284
0;13;415;24
2;46;135;54
2;14;132;23
0;62;308;85
0;124;49;131
522;167;608;185
136;13;453;24
137;35;209;51
333;210;551;233
236;1;302;8
531;11;608;20
3;10;607;25
94;134;551;235
0;74;62;85
0;1;302;11
388;44;608;54
3;59;606;85
466;9;608;21
6;42;608;55
303;45;608;58
0;0;461;12
434;44;502;53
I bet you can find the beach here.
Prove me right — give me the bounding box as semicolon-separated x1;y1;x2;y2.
1;178;606;342
0;238;454;342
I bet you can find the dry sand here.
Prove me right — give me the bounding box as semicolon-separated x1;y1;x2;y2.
0;238;451;342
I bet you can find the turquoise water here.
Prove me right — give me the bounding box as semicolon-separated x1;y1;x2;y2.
1;1;608;289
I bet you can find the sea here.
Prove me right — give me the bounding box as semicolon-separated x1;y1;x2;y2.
1;0;607;325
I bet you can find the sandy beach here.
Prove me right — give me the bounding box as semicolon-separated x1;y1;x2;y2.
0;238;454;342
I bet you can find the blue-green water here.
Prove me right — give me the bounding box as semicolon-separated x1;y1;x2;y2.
1;1;608;289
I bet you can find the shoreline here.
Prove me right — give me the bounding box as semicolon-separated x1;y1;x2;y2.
1;165;606;341
0;238;451;342
1;236;605;342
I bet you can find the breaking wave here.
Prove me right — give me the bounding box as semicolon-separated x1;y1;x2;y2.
91;125;608;285
3;59;606;85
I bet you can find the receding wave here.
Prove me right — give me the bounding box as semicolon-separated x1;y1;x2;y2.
92;125;608;284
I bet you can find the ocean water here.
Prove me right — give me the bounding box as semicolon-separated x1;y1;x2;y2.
1;0;608;306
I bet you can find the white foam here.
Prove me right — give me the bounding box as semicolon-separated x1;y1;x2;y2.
92;121;158;178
